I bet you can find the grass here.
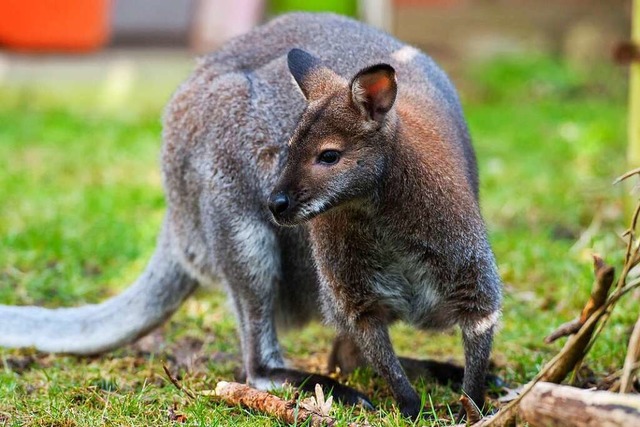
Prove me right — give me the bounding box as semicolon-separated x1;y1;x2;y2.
0;53;630;426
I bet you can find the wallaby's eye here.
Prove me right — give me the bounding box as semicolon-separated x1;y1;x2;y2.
317;150;341;165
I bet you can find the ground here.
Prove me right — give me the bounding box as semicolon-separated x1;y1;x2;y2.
0;54;631;426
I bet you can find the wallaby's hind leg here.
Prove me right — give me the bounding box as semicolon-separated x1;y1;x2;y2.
219;219;372;407
218;218;285;377
399;357;504;390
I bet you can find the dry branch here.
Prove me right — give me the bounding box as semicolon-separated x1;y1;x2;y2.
210;381;345;427
604;361;640;384
540;257;615;383
613;167;640;185
545;256;614;344
519;382;640;427
162;363;195;400
544;319;582;344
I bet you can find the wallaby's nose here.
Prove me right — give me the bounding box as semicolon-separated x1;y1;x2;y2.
268;192;290;216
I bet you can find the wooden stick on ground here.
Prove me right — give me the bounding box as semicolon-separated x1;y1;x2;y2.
519;382;640;427
210;381;348;427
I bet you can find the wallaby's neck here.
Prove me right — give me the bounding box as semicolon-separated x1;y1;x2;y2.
376;110;433;212
378;107;484;246
309;102;483;251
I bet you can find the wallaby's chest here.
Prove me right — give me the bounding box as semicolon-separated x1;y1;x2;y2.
312;217;459;330
369;249;457;330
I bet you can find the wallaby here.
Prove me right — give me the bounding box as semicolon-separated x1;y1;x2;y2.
0;13;501;419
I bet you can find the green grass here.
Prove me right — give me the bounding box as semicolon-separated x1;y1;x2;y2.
0;54;630;426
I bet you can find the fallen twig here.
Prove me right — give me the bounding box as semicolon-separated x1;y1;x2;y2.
604;361;640;384
209;381;358;427
162;363;196;400
544;319;582;344
613;167;640;185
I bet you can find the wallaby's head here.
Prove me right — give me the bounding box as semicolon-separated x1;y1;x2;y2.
269;49;398;226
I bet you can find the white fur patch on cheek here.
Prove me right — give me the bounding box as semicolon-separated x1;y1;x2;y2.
299;197;330;219
470;311;500;336
391;46;419;64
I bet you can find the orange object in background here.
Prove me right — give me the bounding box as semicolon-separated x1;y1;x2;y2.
0;0;110;52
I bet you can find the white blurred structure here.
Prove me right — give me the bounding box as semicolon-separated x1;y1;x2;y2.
190;0;264;52
359;0;393;32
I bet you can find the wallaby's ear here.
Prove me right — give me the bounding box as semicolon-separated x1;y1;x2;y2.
288;48;339;101
350;64;397;123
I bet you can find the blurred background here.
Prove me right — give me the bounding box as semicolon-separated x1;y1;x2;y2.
0;0;631;111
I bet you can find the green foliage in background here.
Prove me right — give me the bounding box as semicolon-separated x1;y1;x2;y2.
0;55;629;426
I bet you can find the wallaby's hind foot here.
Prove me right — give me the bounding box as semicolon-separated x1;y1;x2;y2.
400;357;505;390
252;367;374;409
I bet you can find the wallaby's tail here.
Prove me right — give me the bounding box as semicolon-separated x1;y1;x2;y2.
0;221;199;355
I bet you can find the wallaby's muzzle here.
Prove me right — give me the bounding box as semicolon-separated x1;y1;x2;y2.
268;191;290;218
268;188;301;226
